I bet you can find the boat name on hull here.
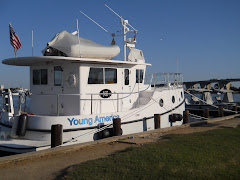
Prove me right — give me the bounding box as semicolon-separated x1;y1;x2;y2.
67;115;120;126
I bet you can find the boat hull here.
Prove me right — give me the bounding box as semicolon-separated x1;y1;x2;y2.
0;88;185;153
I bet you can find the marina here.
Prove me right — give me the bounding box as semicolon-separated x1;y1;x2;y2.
1;1;240;179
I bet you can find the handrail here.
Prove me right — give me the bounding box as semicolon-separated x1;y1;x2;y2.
146;72;183;88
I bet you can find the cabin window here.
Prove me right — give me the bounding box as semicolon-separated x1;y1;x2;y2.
33;70;40;85
54;66;62;86
136;69;144;83
124;69;129;85
41;69;48;85
105;68;117;84
88;68;104;84
33;69;48;85
88;68;117;84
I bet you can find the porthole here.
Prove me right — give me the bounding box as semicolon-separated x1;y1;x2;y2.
159;99;164;107
181;92;183;98
172;96;175;103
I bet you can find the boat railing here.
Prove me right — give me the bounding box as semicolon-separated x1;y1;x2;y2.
34;92;136;115
146;73;183;89
0;91;29;115
1;89;143;116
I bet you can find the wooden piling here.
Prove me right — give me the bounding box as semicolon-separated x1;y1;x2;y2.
218;106;224;117
233;106;238;113
183;110;189;124
154;114;161;129
113;118;121;136
203;108;210;118
51;124;63;148
237;106;240;113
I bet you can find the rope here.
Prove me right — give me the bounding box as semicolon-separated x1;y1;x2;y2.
185;90;218;108
189;112;208;120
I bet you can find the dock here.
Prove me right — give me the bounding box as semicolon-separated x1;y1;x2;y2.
0;114;239;180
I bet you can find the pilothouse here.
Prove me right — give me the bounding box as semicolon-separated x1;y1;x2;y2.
0;5;185;153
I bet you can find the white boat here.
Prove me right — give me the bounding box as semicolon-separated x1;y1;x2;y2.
0;10;185;153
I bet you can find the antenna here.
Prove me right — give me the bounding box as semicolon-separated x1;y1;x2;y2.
104;4;136;31
105;4;138;61
177;56;178;75
79;10;109;33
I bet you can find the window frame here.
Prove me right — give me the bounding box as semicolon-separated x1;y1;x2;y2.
33;69;41;85
88;68;104;84
105;68;117;84
54;66;63;86
124;69;130;85
40;69;48;85
136;69;144;83
33;69;48;85
88;67;117;84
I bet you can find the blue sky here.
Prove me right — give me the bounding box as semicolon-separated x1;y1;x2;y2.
0;0;240;88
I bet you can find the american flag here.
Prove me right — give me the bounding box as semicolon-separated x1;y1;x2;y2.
9;22;21;51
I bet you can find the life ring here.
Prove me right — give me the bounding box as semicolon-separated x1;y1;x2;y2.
66;74;77;87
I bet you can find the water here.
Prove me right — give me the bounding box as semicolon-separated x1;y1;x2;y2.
185;93;240;123
233;93;240;102
185;93;240;104
0;96;30;113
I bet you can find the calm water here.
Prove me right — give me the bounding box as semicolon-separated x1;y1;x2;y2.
0;96;30;113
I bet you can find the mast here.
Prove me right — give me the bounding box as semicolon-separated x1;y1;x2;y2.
80;4;138;61
105;4;137;61
122;18;127;61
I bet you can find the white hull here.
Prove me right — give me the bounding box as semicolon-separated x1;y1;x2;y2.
0;88;185;153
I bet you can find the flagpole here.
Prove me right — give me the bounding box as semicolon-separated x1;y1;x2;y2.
177;56;178;74
14;49;16;57
77;19;80;57
32;30;33;56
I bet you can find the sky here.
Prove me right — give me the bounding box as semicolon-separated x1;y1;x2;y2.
0;0;240;88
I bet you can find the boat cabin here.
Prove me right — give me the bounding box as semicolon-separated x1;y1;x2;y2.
4;56;151;116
